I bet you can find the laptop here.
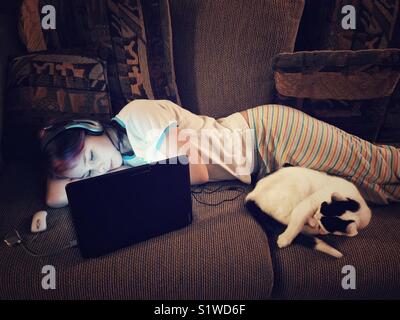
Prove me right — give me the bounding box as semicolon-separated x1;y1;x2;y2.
66;156;193;258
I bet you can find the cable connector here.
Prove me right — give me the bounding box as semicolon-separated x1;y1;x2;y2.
4;234;22;247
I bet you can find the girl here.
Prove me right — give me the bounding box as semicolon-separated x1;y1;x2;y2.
41;99;400;208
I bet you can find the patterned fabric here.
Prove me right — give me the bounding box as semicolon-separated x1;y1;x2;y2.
332;0;400;144
106;0;180;112
18;0;113;52
295;0;400;143
18;0;47;52
328;0;400;50
272;49;400;142
247;104;400;205
17;0;181;115
6;54;111;125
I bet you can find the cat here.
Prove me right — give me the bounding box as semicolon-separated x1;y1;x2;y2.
244;166;372;258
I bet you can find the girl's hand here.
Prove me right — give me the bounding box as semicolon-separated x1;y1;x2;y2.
46;177;74;208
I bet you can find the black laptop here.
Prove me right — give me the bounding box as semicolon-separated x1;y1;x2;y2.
66;156;192;258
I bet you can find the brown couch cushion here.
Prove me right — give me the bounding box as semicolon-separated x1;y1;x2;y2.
272;49;400;142
106;0;181;113
265;202;400;299
17;0;181;114
294;0;400;144
322;0;400;50
6;53;112;126
0;160;274;299
170;0;305;118
0;10;25;173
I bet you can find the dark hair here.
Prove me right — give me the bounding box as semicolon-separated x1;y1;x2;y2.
40;128;86;179
39;118;129;178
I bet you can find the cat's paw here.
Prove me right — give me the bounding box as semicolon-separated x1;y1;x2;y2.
307;217;318;227
346;222;358;237
277;235;291;248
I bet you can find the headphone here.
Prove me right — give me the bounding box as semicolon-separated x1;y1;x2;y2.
40;119;104;152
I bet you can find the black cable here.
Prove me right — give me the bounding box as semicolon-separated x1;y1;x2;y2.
4;229;77;258
190;185;247;206
191;184;226;194
191;192;244;206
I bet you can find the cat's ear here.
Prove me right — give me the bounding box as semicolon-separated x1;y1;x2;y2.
331;192;346;202
320;201;329;214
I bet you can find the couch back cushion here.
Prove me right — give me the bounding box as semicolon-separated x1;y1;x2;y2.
17;0;181;115
169;0;305;118
7;53;112;125
272;49;400;142
0;10;25;171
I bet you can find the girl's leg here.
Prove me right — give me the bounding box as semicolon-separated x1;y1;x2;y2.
247;104;400;204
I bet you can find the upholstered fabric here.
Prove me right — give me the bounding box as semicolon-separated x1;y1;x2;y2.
274;50;400;100
0;11;24;172
272;49;400;142
106;0;181;113
0;160;273;299
380;83;400;143
7;53;112;126
324;0;400;50
294;0;400;144
169;0;305;118
260;203;400;299
18;0;47;52
17;0;181;115
3;0;400;300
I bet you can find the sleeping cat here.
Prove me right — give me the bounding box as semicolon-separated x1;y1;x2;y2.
245;166;372;258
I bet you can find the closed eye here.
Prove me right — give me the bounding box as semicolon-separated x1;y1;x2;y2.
81;170;92;179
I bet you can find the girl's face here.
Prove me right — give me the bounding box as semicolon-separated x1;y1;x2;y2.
63;134;123;179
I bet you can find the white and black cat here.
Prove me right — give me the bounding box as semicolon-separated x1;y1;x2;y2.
245;166;372;258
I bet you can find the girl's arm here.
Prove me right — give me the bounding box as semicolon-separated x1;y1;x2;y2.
188;159;209;185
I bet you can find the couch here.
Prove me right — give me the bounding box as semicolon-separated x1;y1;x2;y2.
1;0;400;300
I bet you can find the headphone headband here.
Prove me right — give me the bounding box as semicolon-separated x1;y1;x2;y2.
40;119;104;151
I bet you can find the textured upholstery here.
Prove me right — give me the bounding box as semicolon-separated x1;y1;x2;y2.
268;203;400;299
294;0;400;144
0;11;24;172
169;0;305;118
15;0;180;116
272;49;400;142
0;160;274;299
2;0;400;300
7;53;112;126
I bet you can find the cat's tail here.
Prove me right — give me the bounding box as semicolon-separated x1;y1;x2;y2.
244;199;343;259
285;231;343;258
